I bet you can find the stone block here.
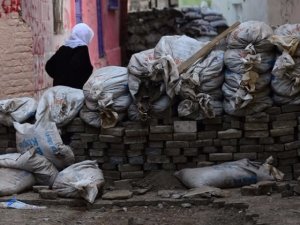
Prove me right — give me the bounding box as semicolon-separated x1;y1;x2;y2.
202;146;218;153
102;190;133;200
197;131;217;140
172;156;187;163
240;145;264;153
69;140;87;149
162;163;176;170
128;156;145;165
259;137;274;145
190;139;213;147
266;107;281;115
209;153;233;161
202;117;222;124
129;143;144;150
143;163;160;171
272;120;297;129
183;148;198;156
222;146;237;153
66;125;85;133
101;163;117;170
174;121;197;133
121;171;144;179
173;132;197;141
127;149;143;157
256;181;276;195
39;190;58;200
244;123;268;131
277;150;298;159
90;156;107;164
149;133;173;141
244;130;269;138
101;127;125;136
264;144;284;152
218;129;242;139
103;170;121;180
279;135;295;144
239;138;258;145
241;186;258;196
99;135;122;143
275;112;296;121
270;128;294;137
279;158;299;166
148;142;164;148
107;149;126;157
109;156;127;165
165;141;189;148
281;104;300;113
92;142;108;149
124;136;147;144
72;148;86;156
219;139;238;146
165;148;181;156
147;155;170;164
145;147;162;155
110;144;127;150
125;128;149;137
118;164;142;172
85;126;100;134
204;124;223;130
80;134;98;143
234;153;257;160
114;179;132;190
285;141;300;150
89;149;105;157
150;125;173;133
245;113;269;123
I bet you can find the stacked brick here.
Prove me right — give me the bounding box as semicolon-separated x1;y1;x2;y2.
1;105;300;181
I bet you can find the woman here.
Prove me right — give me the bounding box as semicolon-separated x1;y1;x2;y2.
45;23;94;89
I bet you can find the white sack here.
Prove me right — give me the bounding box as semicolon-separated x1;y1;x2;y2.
52;160;105;203
0;97;37;127
14;121;75;170
36;86;84;127
0;168;35;196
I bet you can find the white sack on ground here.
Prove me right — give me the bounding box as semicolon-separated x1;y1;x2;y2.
0;168;35;197
0;149;58;186
14;121;75;171
0;97;37;127
35;86;84;127
175;158;284;189
52;160;105;204
227;21;274;52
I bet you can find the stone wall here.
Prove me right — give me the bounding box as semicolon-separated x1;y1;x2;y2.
2;104;300;182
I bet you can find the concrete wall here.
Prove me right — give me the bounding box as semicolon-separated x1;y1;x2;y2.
212;0;300;26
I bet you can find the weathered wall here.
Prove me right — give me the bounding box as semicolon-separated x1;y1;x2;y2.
0;0;34;98
212;0;300;26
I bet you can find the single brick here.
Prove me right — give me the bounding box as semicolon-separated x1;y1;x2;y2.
150;125;173;133
272;120;297;129
209;153;233;161
275;113;296;121
174;121;197;133
143;163;160;171
80;134;98;143
239;138;258;145
101;127;125;136
69;140;87;149
147;155;170;164
125;128;149;137
162;163;176;170
244;130;269;138
265;107;281;115
190;139;213;147
270;128;294;137
183;148;198;156
277;150;298;159
89;149;105;157
244;123;268;131
222;146;237;153
107;149;126;157
165;141;189;148
281;104;300;113
218;129;242;139
121;171;144;179
202;146;218;153
39;190;58;200
172;156;187;163
145;147;162;156
124;136;147;144
99;135;122;143
240;145;264;153
264;144;284;152
245;112;269;123
234;153;257;160
114;179;132;190
149;133;173;141
197;131;217;140
129;143;144;150
66;125;85;133
128;156;144;165
173;132;197;141
103;170;121;180
165;148;181;156
259;137;274;145
92;142;108;149
148;142;164;148
109;156;127;165
285;141;300;150
127;149;143;157
101;163;116;170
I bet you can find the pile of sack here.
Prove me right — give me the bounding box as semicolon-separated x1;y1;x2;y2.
81;66;132;128
270;24;300;105
0;87;105;203
222;21;275;116
178;4;228;39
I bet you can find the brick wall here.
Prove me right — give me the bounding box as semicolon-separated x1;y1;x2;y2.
2;105;300;182
0;3;35;98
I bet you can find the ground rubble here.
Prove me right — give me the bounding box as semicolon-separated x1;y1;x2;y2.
0;179;300;225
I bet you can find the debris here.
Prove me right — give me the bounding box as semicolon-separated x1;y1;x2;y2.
0;198;46;210
39;189;58;200
132;188;149;195
181;203;192;208
183;186;230;198
33;186;50;193
102;190;133;200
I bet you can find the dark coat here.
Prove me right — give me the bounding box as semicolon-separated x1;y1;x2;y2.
45;45;93;89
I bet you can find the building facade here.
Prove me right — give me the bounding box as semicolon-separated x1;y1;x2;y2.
0;0;124;99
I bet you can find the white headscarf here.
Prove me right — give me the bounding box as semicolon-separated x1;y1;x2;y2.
64;23;94;48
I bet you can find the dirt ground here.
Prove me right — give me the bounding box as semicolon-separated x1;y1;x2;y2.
0;205;253;225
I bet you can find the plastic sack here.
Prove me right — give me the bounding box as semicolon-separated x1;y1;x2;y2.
0;149;58;186
0;168;35;196
0;97;37;127
52;160;105;203
227;21;274;52
175;158;284;189
224;49;275;74
14;121;75;171
0;198;46;209
35;86;84;127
